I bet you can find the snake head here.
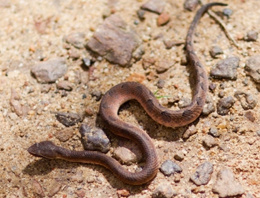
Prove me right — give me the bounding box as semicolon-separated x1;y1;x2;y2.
27;141;59;159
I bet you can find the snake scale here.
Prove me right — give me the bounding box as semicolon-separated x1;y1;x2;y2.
28;2;227;185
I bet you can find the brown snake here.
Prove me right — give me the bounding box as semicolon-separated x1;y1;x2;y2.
28;3;227;185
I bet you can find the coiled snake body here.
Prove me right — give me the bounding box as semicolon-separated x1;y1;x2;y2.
28;3;227;185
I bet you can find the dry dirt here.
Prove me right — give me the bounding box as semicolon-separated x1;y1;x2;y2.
0;0;259;197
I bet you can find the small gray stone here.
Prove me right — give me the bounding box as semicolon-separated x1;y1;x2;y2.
209;46;223;58
190;161;213;186
184;0;199;11
203;135;218;148
245;30;258;42
31;58;67;83
212;168;245;197
234;91;257;110
223;8;233;17
55;112;82;127
245;55;260;83
202;95;215;115
210;57;239;80
87;14;141;66
160;160;182;176
208;127;220;137
80;124;110;153
217;96;235;115
257;130;260;136
64;32;86;49
141;0;166;14
152;183;177;198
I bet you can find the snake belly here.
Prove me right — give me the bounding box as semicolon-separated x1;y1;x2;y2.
28;2;227;185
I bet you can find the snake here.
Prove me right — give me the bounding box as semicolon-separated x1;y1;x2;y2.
28;2;227;185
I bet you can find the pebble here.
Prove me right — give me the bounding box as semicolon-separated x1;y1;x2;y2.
182;125;197;139
245;55;260;83
141;0;166;14
41;84;52;93
32;179;45;198
64;32;86;49
113;146;139;165
70;170;84;183
75;189;86;198
178;97;191;108
217;96;235;115
152;183;177;198
54;128;74;142
257;130;260;136
117;189;130;197
183;0;199;11
55;112;82;127
137;9;146;20
209;46;223;58
132;45;145;61
31;58;67;83
155;60;172;73
82;57;95;68
234;91;257;110
157;79;165;88
79;124;110;153
87;15;141;66
174;151;185;161
91;90;102;101
212;168;245;197
209;83;217;92
160;160;182;176
157;12;170;26
190;161;213;186
47;181;62;197
56;81;73;91
244;111;255;122
202;95;215;115
244;30;258;42
208;127;220;137
222;8;233;17
202;135;218;148
210;57;240;80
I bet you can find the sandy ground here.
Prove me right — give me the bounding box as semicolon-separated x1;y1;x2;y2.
0;0;259;197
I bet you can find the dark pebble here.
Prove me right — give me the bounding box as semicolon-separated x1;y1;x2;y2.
55;112;83;127
217;96;235;115
79;124;110;153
